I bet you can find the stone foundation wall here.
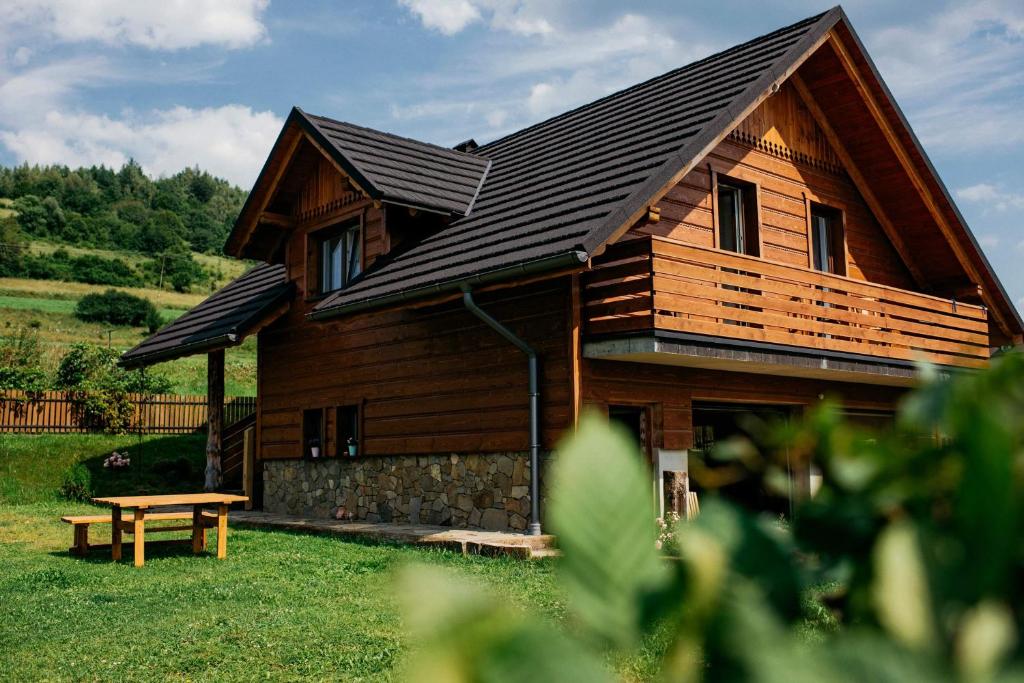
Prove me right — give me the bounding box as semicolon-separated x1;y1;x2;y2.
262;452;545;532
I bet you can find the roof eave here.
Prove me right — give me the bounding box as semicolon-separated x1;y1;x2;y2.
308;249;590;320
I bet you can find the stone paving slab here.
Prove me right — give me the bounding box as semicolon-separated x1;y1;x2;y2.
229;511;558;560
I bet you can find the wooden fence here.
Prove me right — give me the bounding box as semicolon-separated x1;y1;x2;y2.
0;391;256;434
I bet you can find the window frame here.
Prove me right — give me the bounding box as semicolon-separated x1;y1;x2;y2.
307;218;363;297
713;173;761;257
336;404;361;457
808;203;847;276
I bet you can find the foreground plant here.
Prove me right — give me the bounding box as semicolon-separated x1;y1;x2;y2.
398;352;1024;682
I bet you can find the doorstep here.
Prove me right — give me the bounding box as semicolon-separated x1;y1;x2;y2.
229;511;558;560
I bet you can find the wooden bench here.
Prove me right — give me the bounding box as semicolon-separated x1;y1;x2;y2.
61;511;217;557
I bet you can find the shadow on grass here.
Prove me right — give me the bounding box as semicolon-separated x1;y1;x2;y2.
79;433;207;498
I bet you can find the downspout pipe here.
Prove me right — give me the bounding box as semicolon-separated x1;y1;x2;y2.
461;285;543;536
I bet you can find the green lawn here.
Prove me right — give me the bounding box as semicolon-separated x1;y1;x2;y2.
0;432;570;681
0;501;565;681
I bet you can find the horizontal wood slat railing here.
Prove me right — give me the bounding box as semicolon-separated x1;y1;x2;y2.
583;236;991;369
220;412;256;487
0;392;257;434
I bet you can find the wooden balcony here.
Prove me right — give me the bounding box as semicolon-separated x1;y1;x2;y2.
583;236;990;370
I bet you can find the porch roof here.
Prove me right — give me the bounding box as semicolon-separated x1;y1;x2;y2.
120;263;293;368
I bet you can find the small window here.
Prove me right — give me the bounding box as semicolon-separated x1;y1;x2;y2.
302;408;325;459
810;205;845;275
716;178;759;256
315;221;361;294
337;405;359;457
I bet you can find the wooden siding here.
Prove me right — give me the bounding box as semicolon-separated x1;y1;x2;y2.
582;358;906;451
583;236;989;368
634;81;916;290
257;277;573;460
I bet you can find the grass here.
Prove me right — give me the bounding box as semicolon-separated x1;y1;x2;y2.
0;293;188;320
0;432;571;681
0;502;565;681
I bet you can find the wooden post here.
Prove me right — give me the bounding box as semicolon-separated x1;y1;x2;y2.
216;504;229;559
111;507;122;561
242;426;255;511
191;505;206;553
205;350;225;492
133;508;146;568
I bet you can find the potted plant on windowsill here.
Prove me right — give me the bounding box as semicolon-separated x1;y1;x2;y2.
346;437;358;457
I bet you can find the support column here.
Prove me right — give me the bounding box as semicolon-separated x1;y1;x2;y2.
205;349;225;492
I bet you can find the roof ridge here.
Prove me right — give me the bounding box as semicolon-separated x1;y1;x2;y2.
474;9;831;155
304;111;488;162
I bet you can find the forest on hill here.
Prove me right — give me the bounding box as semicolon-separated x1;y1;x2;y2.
0;161;248;292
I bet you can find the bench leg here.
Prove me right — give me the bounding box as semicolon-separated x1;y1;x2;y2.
192;505;206;554
111;508;122;561
217;504;228;559
72;524;89;556
133;508;145;568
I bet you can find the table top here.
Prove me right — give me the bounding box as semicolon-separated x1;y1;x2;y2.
92;493;249;509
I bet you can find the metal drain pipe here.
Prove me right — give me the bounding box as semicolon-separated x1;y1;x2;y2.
461;285;542;536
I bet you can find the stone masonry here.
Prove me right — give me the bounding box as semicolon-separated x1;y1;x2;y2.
262;452;547;532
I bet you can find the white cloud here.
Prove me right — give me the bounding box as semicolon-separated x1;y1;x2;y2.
0;105;282;188
869;0;1024;152
398;0;553;37
956;183;1024;212
397;0;482;36
0;0;269;50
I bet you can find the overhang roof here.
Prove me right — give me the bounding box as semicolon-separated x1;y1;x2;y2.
120;264;292;368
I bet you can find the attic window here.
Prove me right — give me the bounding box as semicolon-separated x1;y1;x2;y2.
313;221;362;294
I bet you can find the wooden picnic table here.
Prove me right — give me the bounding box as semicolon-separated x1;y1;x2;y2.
91;493;248;567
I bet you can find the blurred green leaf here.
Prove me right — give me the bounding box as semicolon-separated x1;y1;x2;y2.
549;411;669;649
873;521;937;651
398;565;613;683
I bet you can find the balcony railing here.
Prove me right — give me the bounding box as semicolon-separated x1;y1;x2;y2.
583;236;990;369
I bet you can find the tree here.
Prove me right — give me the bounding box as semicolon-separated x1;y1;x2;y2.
137;210;186;254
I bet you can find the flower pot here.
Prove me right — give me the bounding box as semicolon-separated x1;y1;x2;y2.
310;446;320;459
347;444;358;457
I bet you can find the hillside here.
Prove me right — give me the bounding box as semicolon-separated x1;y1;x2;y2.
0;162;257;395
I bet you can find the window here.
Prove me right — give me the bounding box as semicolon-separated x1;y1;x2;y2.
716;178;759;256
315;221;361;294
302;408;325;459
336;405;359;456
810;206;845;275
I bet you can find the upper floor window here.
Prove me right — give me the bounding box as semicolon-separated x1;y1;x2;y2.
810;205;845;276
315;221;362;294
716;177;759;256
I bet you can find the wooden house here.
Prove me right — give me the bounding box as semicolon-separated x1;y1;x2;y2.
122;7;1024;533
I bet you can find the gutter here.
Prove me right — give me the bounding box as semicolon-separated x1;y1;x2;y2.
461;285;544;536
308;249;589;320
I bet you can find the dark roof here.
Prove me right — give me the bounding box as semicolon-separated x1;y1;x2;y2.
310;9;837;317
120;264;293;368
300;110;490;216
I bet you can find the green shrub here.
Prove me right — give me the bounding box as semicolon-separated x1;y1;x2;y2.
0;325;47;392
54;343;172;432
74;289;160;329
59;464;92;501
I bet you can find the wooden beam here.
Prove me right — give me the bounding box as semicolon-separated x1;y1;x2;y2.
790;72;927;288
233;127;303;255
205;349;225;492
259;211;295;228
826;32;1011;335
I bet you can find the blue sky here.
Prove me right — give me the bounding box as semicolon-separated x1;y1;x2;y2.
0;1;1021;312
